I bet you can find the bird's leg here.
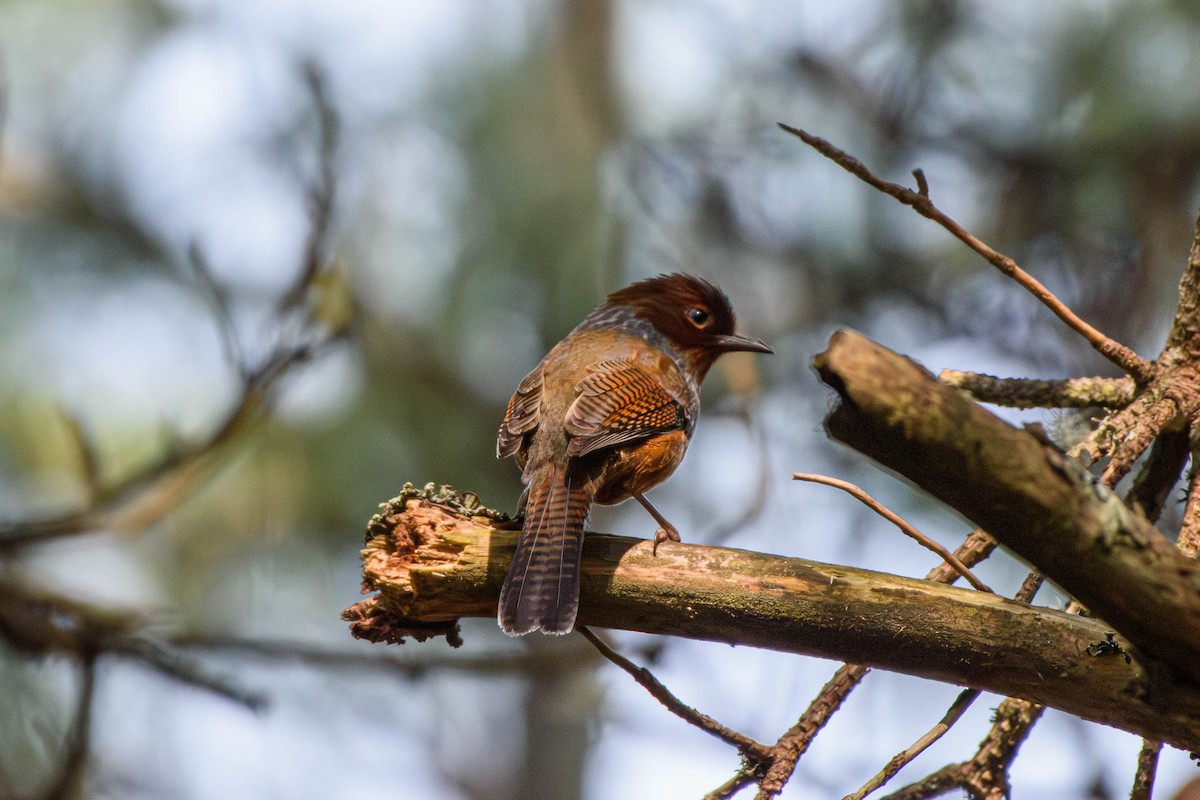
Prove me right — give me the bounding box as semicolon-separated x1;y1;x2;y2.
633;493;681;556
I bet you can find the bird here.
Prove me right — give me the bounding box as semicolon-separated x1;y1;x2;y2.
496;273;772;636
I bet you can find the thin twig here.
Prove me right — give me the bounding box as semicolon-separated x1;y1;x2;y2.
1129;739;1161;800
753;663;870;800
777;122;1152;380
57;405;102;506
911;168;929;198
187;241;245;376
117;638;265;710
577;626;773;763
844;687;981;800
793;473;992;592
170;632;610;677
704;772;758;800
37;653;97;800
277;63;339;316
0;584;264;710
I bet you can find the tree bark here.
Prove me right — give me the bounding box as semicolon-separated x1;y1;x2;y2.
344;488;1200;751
812;329;1200;687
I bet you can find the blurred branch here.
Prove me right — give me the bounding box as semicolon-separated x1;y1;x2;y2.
0;63;350;551
777;122;1152;380
277;63;339;316
169;632;611;677
35;653;95;800
0;583;264;709
344;488;1200;751
0;339;306;548
0;59;7;176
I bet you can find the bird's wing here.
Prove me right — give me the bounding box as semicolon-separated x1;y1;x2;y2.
497;366;542;459
564;359;688;457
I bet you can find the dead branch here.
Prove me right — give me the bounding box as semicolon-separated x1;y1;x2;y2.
344;486;1200;751
792;473;991;592
777;122;1151;380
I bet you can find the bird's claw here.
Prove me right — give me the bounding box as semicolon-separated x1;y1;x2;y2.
652;525;681;556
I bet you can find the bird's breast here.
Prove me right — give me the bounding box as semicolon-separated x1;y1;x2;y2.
592;429;690;505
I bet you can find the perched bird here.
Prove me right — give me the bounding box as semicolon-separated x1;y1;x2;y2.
497;273;772;635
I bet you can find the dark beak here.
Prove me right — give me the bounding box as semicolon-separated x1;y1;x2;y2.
713;333;773;354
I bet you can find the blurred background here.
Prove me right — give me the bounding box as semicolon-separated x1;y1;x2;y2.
2;1;1200;798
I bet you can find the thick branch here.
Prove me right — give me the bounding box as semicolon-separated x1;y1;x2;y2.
344;491;1200;751
813;329;1200;686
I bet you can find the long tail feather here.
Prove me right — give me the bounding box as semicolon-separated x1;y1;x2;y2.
498;463;591;635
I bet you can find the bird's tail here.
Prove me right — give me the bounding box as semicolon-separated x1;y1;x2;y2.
498;463;592;635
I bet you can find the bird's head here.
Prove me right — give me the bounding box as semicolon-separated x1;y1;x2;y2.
606;273;772;381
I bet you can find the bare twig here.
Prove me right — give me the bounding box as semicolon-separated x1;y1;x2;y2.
883;697;1044;800
778;122;1152;380
705;772;758;800
911;168;929;198
57;406;103;506
577;627;773;763
753;663;870;800
1129;739;1161;800
793;473;992;592
36;654;96;800
277;63;339;317
0;583;264;710
845;688;980;800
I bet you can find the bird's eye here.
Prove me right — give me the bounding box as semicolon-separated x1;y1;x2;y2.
687;307;711;328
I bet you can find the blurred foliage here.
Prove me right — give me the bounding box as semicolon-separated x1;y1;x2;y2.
2;1;1200;798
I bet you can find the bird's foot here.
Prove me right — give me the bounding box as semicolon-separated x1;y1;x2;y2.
652;523;681;556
